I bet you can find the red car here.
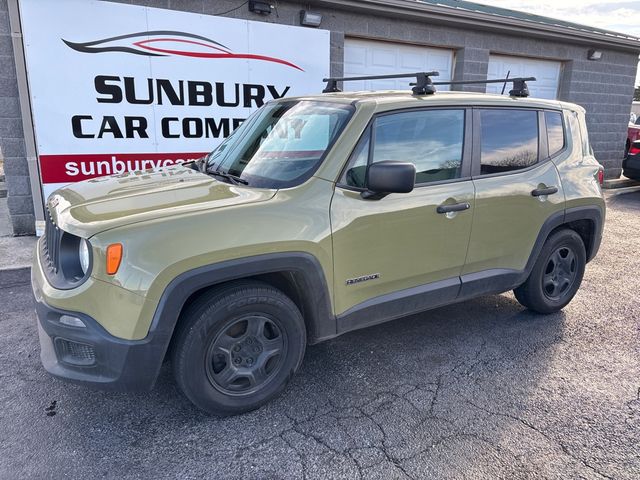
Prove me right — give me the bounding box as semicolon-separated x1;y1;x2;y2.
627;116;640;157
623;116;640;180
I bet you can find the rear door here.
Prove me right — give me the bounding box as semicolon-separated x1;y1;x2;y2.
462;107;565;284
331;108;475;318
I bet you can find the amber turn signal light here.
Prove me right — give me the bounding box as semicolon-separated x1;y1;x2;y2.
106;243;123;275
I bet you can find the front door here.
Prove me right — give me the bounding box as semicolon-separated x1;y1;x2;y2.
331;108;475;322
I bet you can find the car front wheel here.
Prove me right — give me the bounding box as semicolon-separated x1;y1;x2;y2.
514;229;586;314
172;281;306;415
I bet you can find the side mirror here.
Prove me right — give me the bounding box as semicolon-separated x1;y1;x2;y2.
362;161;416;199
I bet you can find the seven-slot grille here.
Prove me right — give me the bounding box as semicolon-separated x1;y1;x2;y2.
43;207;61;274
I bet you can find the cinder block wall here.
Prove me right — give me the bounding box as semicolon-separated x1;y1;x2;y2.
1;0;34;235
1;0;637;235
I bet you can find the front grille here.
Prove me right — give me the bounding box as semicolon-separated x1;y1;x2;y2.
43;207;62;274
54;338;96;366
40;207;90;290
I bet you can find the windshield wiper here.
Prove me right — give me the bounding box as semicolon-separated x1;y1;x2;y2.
182;156;207;172
207;168;249;185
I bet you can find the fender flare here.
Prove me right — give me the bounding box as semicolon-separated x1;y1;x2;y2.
142;252;335;385
526;205;604;273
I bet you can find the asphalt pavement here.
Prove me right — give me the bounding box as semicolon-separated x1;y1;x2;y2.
1;189;639;479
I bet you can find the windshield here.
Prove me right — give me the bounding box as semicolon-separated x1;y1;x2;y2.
206;100;354;188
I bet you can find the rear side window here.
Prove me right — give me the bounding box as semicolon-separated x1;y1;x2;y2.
578;115;593;156
371;109;465;184
545;111;565;157
567;111;583;155
479;109;538;175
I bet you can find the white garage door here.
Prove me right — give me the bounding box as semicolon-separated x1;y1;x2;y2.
344;38;454;91
487;55;561;99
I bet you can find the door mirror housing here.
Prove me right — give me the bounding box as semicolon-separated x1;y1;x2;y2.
362;161;416;199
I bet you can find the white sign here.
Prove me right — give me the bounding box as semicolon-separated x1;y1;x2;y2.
19;0;331;198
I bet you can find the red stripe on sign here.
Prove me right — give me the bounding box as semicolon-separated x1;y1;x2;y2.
39;152;208;183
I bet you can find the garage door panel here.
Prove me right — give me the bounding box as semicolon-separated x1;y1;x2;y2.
372;49;398;68
344;38;453;91
430;53;453;70
487;55;560;99
346;45;367;67
400;52;424;70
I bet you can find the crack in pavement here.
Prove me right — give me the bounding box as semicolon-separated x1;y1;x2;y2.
464;400;614;480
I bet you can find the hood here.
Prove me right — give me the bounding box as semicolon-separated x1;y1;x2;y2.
48;165;276;238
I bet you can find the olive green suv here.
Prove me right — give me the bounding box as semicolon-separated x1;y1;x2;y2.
32;74;605;415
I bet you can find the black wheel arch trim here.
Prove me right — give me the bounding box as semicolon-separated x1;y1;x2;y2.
147;251;334;375
520;205;602;277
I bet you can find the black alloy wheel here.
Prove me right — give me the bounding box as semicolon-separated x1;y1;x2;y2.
514;229;586;314
542;246;578;301
205;315;287;395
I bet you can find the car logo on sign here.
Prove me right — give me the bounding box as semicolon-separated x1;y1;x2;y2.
62;31;304;71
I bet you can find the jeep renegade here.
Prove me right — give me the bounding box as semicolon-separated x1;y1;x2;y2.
32;74;605;415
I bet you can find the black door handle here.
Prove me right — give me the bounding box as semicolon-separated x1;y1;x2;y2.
531;186;558;197
437;202;471;214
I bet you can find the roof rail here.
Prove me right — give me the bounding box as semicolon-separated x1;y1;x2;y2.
322;72;537;97
322;71;440;95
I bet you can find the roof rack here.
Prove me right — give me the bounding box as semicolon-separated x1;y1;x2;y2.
322;72;536;98
322;71;439;95
431;77;536;97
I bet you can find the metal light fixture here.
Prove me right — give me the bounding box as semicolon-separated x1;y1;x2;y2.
587;49;602;61
249;1;272;15
300;10;323;27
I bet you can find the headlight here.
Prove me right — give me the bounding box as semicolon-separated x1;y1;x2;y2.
79;238;90;274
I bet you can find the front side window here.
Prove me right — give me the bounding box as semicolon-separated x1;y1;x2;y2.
206;100;354;188
480;109;538;175
342;109;465;188
373;110;465;184
545;111;565;157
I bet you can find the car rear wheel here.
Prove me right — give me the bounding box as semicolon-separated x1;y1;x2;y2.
514;229;586;314
172;281;306;415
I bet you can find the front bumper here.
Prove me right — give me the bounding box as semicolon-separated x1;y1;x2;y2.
33;280;166;392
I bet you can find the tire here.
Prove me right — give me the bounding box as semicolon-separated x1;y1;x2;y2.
171;281;306;415
514;229;586;314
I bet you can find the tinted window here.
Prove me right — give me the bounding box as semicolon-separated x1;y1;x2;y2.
372;110;464;184
480;109;538;175
568;111;582;154
545;111;565;156
578;115;593;156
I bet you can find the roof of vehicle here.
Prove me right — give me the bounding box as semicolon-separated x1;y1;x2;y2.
291;90;584;112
